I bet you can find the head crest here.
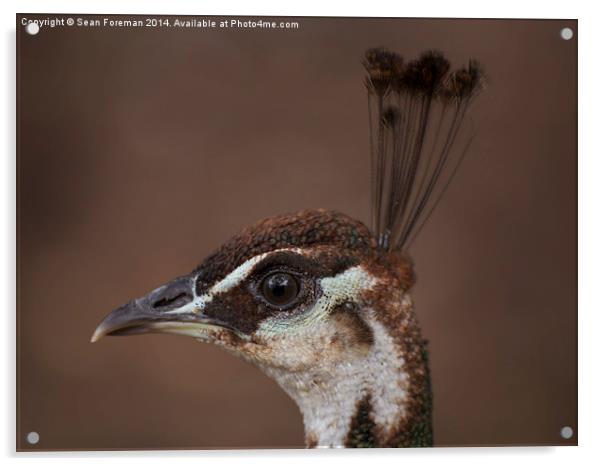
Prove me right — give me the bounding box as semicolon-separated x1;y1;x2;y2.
364;47;485;251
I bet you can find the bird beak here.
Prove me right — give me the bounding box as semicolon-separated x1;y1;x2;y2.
91;275;236;343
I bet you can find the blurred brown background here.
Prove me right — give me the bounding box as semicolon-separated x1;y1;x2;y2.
17;15;577;450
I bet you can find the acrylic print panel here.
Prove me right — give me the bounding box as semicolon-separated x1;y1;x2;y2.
16;15;577;450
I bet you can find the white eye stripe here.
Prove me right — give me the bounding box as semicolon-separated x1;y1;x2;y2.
209;252;271;295
208;247;317;295
165;248;305;314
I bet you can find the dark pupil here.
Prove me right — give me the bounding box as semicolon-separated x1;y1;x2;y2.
262;273;299;306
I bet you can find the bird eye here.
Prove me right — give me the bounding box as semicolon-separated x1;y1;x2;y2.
260;272;300;307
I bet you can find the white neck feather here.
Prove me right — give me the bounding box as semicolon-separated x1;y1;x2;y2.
261;314;409;447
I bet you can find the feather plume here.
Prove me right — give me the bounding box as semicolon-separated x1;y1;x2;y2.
364;48;484;251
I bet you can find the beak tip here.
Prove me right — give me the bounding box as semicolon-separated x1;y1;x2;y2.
90;327;105;343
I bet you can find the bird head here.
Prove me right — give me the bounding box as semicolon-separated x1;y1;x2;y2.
92;209;414;376
90;47;484;447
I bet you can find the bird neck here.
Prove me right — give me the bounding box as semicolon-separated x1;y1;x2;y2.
262;293;432;448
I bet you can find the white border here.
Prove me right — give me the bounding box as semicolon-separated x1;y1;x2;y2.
3;1;599;465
